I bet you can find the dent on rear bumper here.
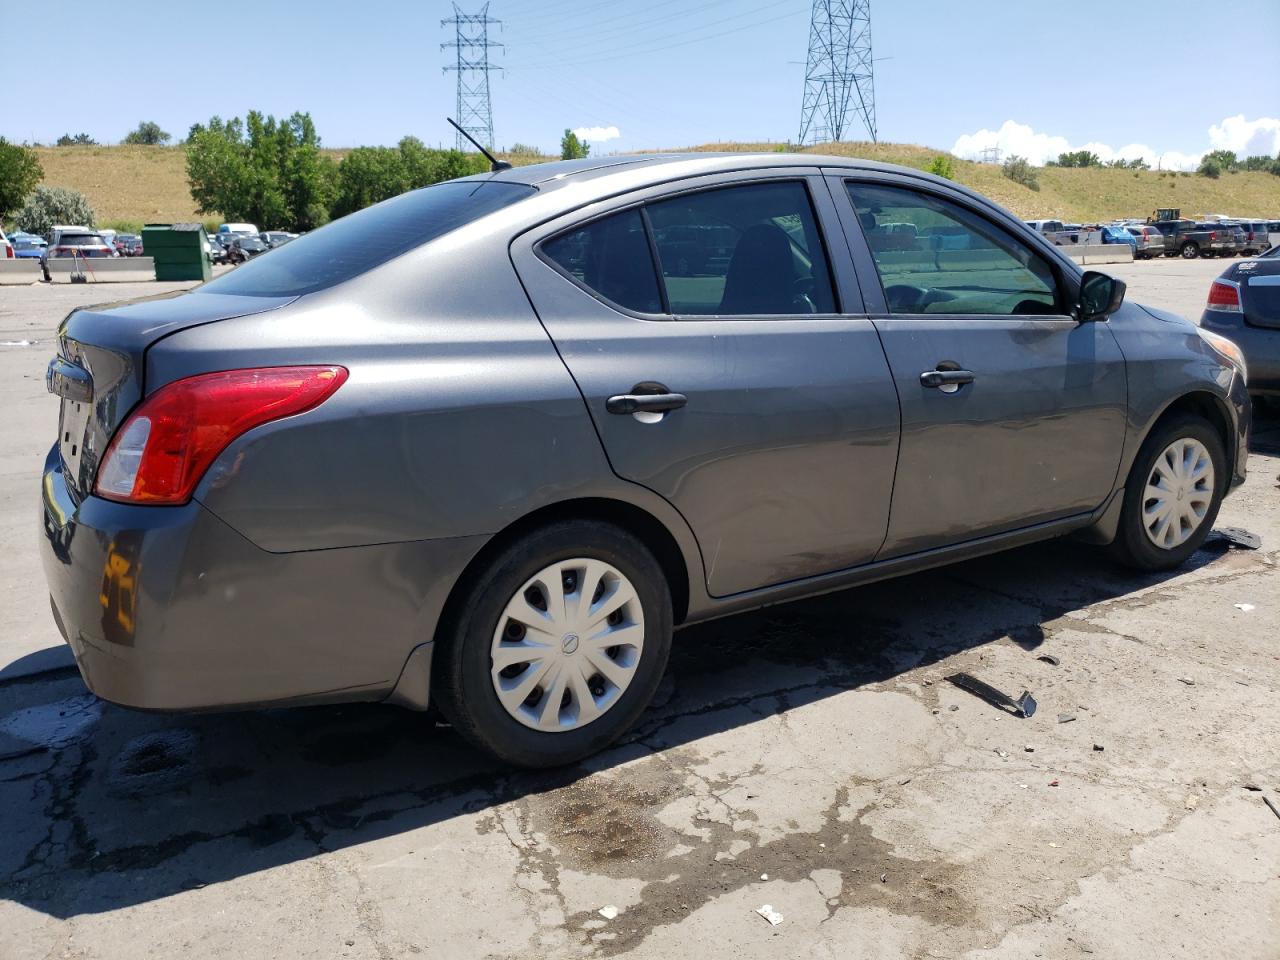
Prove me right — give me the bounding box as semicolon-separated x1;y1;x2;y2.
40;445;485;711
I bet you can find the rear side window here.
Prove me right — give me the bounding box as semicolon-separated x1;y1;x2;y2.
846;181;1061;316
542;209;663;314
198;180;534;298
647;181;836;315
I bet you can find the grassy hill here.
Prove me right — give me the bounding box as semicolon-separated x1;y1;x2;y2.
30;141;1280;229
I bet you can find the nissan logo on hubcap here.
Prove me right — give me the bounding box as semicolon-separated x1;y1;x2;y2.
561;633;580;655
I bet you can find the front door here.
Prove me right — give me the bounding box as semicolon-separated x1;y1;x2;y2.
834;176;1128;558
513;173;901;597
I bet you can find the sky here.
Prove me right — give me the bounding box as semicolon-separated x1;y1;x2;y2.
3;0;1278;169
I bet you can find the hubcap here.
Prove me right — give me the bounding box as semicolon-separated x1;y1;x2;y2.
1142;438;1214;550
490;558;644;733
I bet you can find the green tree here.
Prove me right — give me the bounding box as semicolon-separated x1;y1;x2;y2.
1197;157;1222;179
56;133;96;146
560;129;589;160
123;121;171;146
0;138;43;222
1054;150;1102;168
185;111;336;231
331;138;486;219
1240;154;1276;171
1200;149;1238;172
1001;154;1040;191
16;186;95;235
925;154;955;180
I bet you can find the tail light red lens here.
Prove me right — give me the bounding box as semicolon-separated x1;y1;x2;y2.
95;366;348;505
1208;231;1218;241
1205;279;1241;313
4;245;11;259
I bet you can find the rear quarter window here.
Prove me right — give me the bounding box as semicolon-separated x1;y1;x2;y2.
197;180;535;297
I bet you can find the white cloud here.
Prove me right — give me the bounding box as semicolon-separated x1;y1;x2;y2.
572;125;621;143
951;115;1280;171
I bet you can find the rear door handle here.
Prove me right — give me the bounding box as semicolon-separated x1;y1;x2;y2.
919;369;975;389
606;392;688;415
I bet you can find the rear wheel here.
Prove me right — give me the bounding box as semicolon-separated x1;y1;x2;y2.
434;520;673;767
1180;242;1200;259
1110;414;1225;570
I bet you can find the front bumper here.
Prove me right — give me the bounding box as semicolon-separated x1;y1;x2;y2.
40;445;485;711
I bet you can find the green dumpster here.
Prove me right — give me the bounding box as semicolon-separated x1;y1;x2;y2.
141;222;212;282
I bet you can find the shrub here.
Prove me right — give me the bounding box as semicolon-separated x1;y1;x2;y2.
1001;154;1040;191
1200;149;1237;173
99;219;144;234
123;121;171;146
925;154;955;180
1197;158;1221;179
1054;150;1102;168
56;133;96;147
16;186;95;235
506;143;543;158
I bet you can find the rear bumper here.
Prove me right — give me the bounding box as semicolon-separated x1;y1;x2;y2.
40;444;485;711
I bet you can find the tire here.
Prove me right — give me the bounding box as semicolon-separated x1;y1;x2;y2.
433;520;673;767
1180;242;1200;259
1109;414;1226;571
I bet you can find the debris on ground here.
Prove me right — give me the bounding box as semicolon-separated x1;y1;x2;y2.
1093;744;1105;752
1036;654;1061;666
946;672;1036;718
1244;783;1261;792
1057;713;1077;724
1184;795;1200;811
598;905;619;920
755;904;783;926
995;748;1010;759
1049;780;1060;787
1177;677;1196;686
880;872;888;883
1264;796;1280;823
1025;745;1035;753
1234;603;1256;612
759;873;768;881
1203;527;1262;551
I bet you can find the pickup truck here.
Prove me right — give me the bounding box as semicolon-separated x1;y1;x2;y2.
1145;215;1236;259
1024;219;1080;245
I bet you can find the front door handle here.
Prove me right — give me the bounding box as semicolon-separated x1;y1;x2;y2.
606;391;688;415
919;369;975;390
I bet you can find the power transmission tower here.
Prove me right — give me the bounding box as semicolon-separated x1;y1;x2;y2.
442;3;503;151
979;145;1003;164
797;0;876;146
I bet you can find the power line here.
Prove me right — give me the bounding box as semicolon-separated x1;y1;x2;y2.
798;0;877;145
442;3;503;151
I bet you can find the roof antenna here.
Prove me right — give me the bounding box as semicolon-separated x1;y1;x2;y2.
447;118;512;172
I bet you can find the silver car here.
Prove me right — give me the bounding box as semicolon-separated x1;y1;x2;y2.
41;154;1251;766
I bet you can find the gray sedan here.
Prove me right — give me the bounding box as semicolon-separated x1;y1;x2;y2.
40;154;1251;767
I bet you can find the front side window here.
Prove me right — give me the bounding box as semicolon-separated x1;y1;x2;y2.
541;208;663;314
646;181;837;316
846;182;1062;316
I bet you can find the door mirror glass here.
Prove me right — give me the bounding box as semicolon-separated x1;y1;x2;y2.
1078;271;1126;321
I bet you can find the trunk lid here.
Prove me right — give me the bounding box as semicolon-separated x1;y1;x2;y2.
49;291;294;499
1241;264;1280;330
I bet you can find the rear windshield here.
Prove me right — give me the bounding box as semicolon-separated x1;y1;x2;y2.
58;234;104;246
197;180;535;297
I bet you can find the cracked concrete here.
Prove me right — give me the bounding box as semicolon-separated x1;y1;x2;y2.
2;264;1279;958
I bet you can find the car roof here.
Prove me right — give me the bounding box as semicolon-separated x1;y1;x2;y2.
459;151;975;200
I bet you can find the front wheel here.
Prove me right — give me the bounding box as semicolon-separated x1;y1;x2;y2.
1180;242;1200;259
1109;414;1226;570
434;520;673;767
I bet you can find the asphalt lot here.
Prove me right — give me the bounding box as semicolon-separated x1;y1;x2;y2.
1;257;1277;959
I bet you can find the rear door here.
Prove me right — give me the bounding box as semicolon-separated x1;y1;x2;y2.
512;170;901;597
829;174;1128;558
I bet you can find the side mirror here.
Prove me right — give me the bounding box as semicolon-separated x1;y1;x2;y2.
1078;270;1126;322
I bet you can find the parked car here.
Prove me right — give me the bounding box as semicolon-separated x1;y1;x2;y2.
0;229;11;260
116;234;144;256
1125;224;1167;260
11;236;47;260
1147;216;1235;259
1229;221;1271;256
218;222;260;239
41;230;116;277
226;235;268;263
39;154;1251;767
1024;219;1077;245
1201;254;1280;399
1098;225;1138;252
260;231;297;248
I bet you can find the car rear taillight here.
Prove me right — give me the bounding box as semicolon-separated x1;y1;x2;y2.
95;366;348;505
1205;279;1241;313
1208;231;1218;241
4;245;11;259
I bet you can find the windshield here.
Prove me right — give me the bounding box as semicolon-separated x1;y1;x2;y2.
198;180;535;297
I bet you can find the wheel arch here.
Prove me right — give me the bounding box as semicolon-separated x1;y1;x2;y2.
432;498;695;661
1145;390;1235;492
